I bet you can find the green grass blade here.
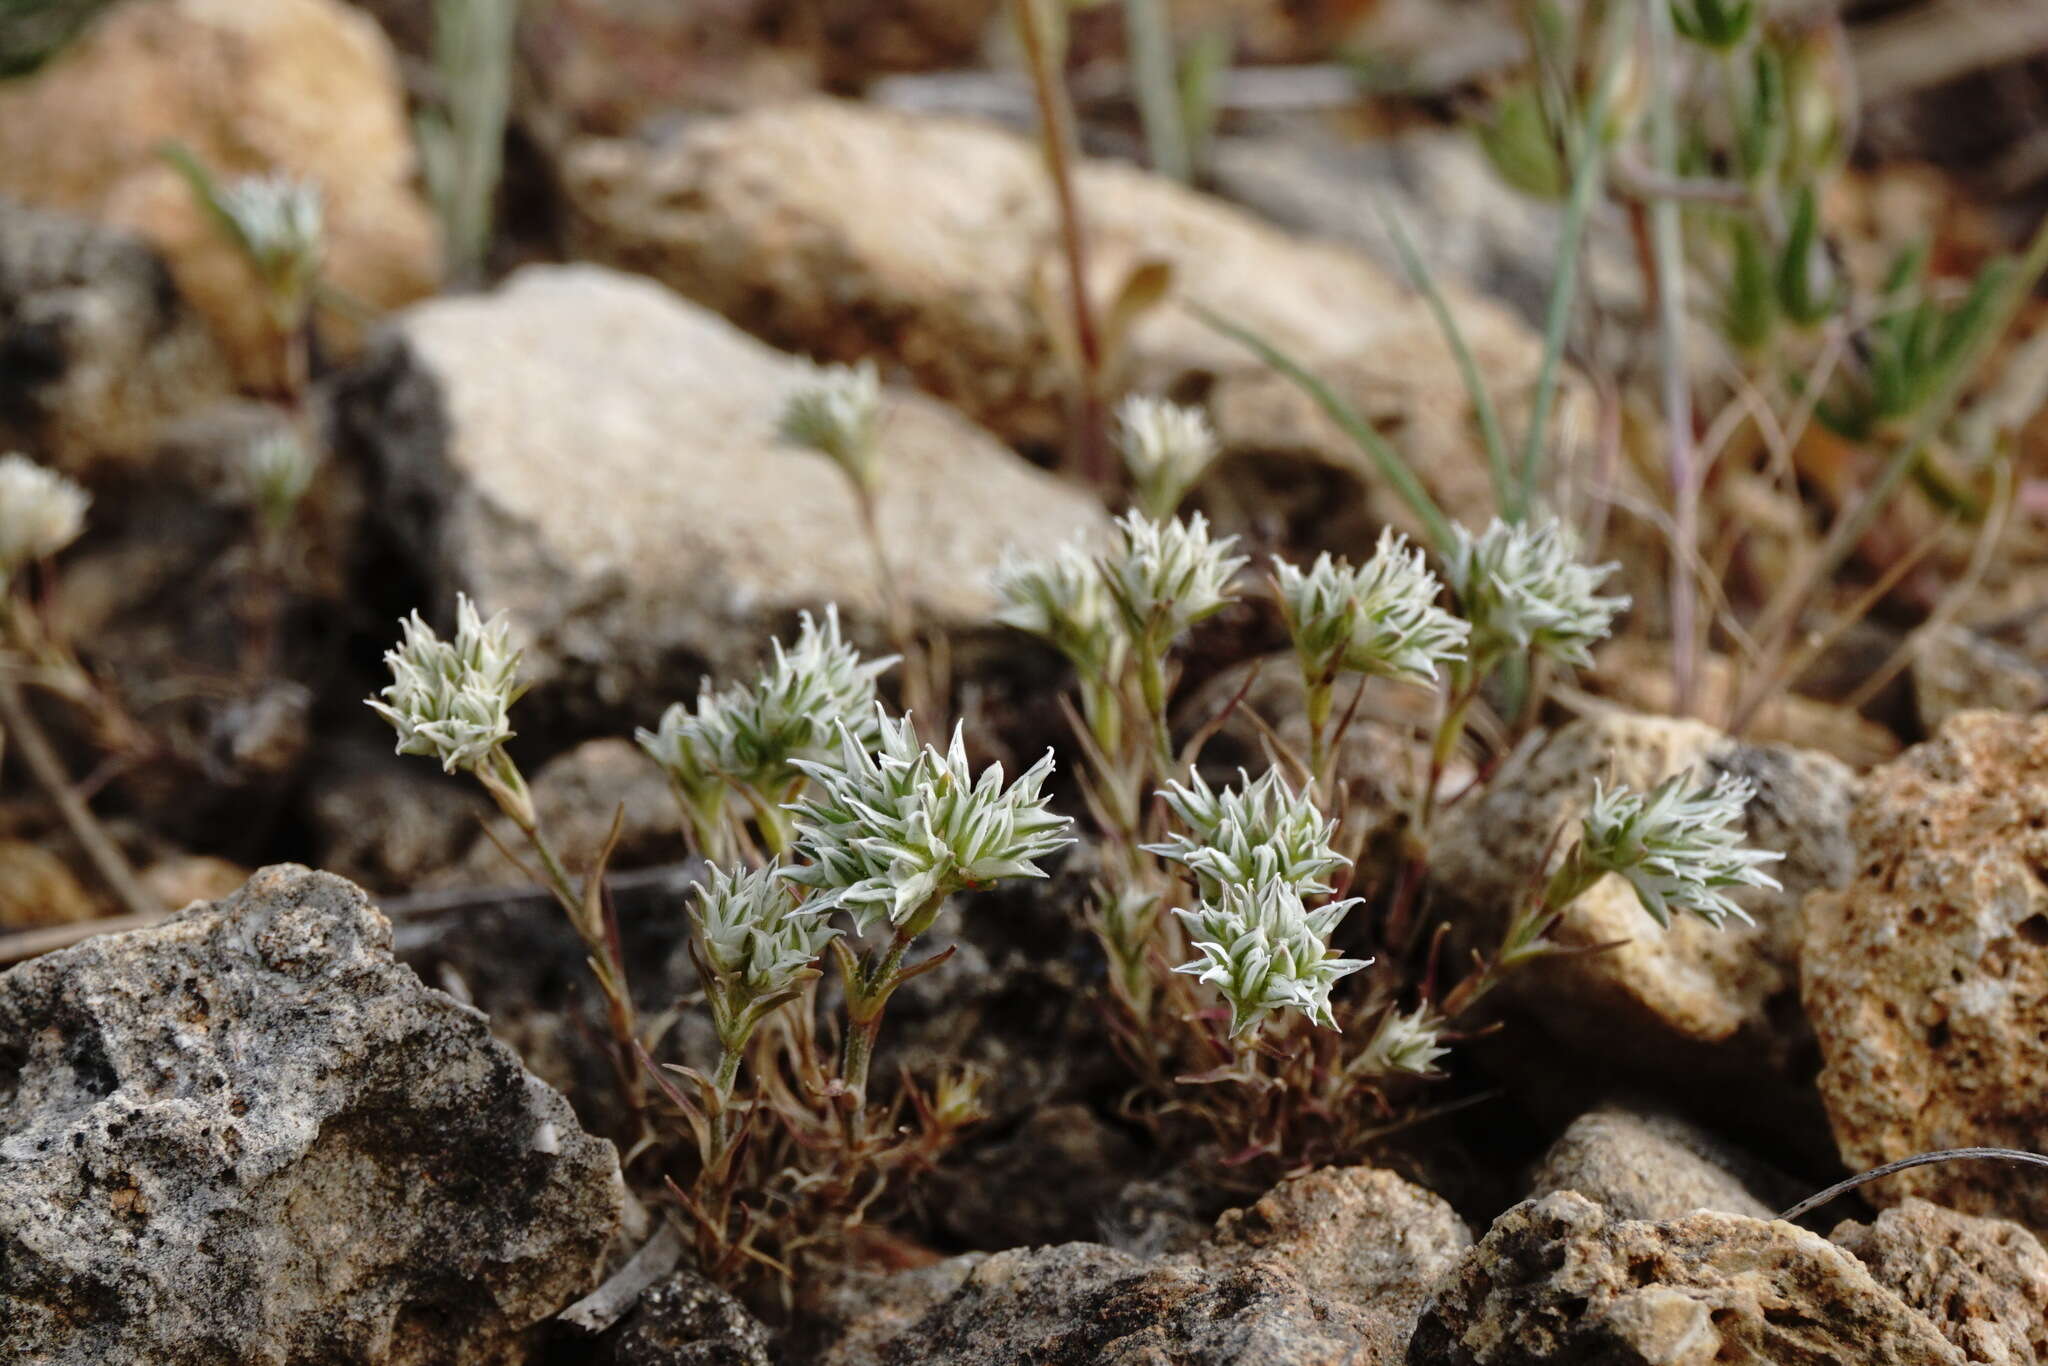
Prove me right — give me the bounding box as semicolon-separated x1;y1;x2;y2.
1518;4;1636;508
1374;198;1515;520
1195;303;1455;553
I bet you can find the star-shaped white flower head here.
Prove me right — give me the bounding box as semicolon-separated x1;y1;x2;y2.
1174;878;1368;1036
1272;530;1470;687
215;173;324;321
0;453;89;589
779;360;883;491
1351;1004;1451;1078
1115;394;1220;519
636;606;895;803
991;539;1124;682
1100;511;1247;652
1149;766;1347;898
1442;517;1627;671
240;429;318;532
783;708;1074;934
693;862;840;1005
1577;769;1785;928
366;594;520;773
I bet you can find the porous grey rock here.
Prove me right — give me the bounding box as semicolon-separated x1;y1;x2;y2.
832;1164;1463;1365
561;99;1557;537
814;1256;987;1366
0;864;623;1365
1832;1198;2048;1366
1410;1191;1965;1364
331;263;1109;722
1188;1164;1469;1343
862;1241;1396;1365
1910;621;2048;733
599;1268;772;1366
0;195;229;471
1803;711;2048;1236
1526;1104;1786;1222
1430;712;1855;1123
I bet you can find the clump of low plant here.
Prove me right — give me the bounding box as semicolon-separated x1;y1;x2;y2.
994;505;1779;1177
370;597;1071;1281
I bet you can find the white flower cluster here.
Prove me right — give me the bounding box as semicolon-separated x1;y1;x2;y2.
1578;769;1785;928
784;709;1074;933
1351;1004;1451;1078
1174;879;1367;1036
1150;767;1346;897
693;862;840;1017
637;607;894;804
1273;530;1469;687
1114;395;1219;519
778;360;883;489
216;173;324;310
366;594;520;773
0;453;89;585
1100;511;1247;649
240;430;318;529
1443;517;1627;670
991;540;1123;683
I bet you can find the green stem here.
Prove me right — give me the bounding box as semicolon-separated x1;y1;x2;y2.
1122;0;1190;181
1136;641;1175;780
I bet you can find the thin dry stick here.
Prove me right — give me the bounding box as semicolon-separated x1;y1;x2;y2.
1838;459;2014;715
1014;0;1109;486
1780;1147;2048;1224
1645;0;1699;714
0;674;157;920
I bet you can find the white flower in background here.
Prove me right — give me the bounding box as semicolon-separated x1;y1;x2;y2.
215;173;324;315
1173;877;1368;1036
366;593;520;773
779;360;883;490
0;453;89;586
240;429;318;530
991;539;1123;681
1442;517;1627;670
693;862;839;1002
1099;511;1247;650
636;606;894;800
1577;769;1784;928
1114;394;1219;519
1351;1004;1451;1078
1150;766;1346;897
1273;530;1470;687
784;709;1074;933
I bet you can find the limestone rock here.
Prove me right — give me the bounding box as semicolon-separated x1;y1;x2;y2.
1188;1164;1470;1341
0;838;99;928
0;195;231;471
0;864;623;1364
834;1165;1465;1365
1910;621;2048;733
1587;638;1902;769
1803;711;2048;1234
1526;1104;1786;1223
1430;712;1855;1111
1410;1191;1964;1364
1832;1199;2048;1365
562;99;1550;535
0;0;440;389
859;1241;1396;1366
815;1257;987;1366
331;263;1108;722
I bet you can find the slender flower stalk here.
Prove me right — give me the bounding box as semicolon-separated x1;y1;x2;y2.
778;362;932;722
784;709;1074;1107
1099;511;1245;773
